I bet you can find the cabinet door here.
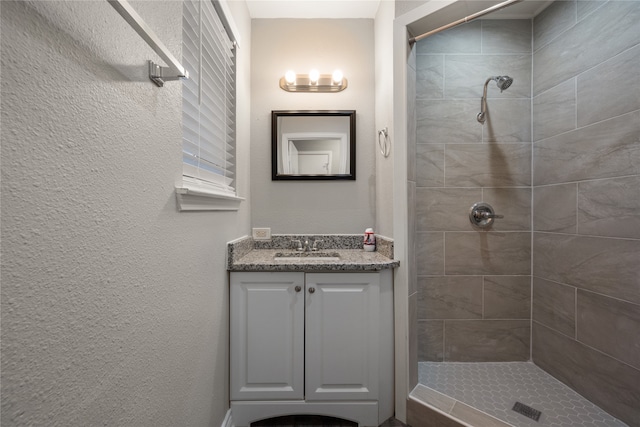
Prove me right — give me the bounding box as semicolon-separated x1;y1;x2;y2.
230;272;305;401
305;273;380;401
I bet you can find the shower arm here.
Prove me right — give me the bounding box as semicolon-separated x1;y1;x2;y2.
478;77;494;124
481;77;492;113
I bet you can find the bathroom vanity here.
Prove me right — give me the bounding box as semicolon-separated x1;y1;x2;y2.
227;235;398;427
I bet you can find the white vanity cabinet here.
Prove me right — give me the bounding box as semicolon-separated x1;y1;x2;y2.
230;272;305;401
230;271;393;427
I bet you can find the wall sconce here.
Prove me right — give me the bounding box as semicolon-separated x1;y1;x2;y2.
279;69;348;92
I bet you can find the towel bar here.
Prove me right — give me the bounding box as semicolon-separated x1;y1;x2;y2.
107;0;188;87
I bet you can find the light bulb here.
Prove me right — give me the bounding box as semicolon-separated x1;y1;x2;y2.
332;69;343;85
284;70;296;84
309;69;319;84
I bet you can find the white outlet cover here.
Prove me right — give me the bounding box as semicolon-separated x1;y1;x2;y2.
252;228;271;240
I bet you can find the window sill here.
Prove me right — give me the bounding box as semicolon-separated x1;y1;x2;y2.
175;185;244;211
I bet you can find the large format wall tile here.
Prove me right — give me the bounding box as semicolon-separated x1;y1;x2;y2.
577;44;640;127
445;320;530;362
416;232;444;276
417;100;482;143
578;176;640;239
533;233;640;304
482;19;532;54
482;188;531;231
416;188;482;231
416;144;444;187
533;110;640;186
577;290;640;370
484;276;531;319
533;78;576;142
446;144;531;187
416;54;444;99
482;99;532;142
446;232;531;275
418;320;444;361
418;276;483;320
533;277;576;337
414;18;538;366
576;0;606;21
445;55;532;99
533;0;576;52
417;20;482;54
533;323;640;426
533;184;577;233
533;0;640;95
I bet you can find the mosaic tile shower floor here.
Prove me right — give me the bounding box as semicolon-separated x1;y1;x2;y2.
418;362;628;427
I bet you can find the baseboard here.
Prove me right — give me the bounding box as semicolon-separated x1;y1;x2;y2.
221;409;234;427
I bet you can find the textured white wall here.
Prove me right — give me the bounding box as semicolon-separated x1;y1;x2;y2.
250;19;376;234
0;1;251;426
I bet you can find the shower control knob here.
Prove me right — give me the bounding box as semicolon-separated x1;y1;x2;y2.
469;202;503;228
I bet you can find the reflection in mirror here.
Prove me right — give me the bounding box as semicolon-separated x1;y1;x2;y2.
272;111;356;180
282;134;347;174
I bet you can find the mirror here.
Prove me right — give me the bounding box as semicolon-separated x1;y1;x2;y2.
272;110;356;180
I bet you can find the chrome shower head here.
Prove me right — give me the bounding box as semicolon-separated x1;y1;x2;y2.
495;75;513;92
477;75;515;124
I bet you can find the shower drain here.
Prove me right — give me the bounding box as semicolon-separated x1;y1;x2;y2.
512;402;542;421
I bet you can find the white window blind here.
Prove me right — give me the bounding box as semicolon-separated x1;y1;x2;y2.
182;0;236;195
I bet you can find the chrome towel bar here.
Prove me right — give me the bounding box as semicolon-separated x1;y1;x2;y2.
107;0;189;87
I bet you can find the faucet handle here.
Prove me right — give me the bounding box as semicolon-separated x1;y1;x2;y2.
311;239;324;251
292;239;303;251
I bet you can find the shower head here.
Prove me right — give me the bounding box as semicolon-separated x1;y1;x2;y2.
494;75;513;92
477;75;515;124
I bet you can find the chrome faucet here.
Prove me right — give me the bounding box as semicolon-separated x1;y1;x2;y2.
292;239;312;252
292;238;323;252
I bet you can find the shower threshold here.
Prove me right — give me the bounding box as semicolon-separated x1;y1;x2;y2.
411;362;628;427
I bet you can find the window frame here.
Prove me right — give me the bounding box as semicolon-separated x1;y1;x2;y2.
176;0;244;211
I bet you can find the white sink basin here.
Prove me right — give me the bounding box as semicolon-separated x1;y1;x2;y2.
274;252;341;262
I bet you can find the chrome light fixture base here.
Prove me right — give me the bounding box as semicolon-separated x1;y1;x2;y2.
279;75;348;93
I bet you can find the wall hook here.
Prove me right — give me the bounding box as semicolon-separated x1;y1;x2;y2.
378;127;390;158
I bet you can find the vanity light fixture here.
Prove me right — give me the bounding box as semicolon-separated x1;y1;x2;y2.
284;70;296;85
279;69;348;92
309;69;320;85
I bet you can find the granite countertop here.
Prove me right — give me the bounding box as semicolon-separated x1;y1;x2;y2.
227;234;400;272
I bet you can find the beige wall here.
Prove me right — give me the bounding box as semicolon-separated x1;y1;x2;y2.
531;2;640;425
0;1;251;425
395;0;430;18
375;0;396;237
250;19;376;234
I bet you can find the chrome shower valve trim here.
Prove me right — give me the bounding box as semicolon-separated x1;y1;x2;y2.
469;202;504;228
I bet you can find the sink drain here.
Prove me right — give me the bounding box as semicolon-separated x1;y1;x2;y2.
512;402;542;421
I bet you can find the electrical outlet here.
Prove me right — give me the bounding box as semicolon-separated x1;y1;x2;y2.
252;227;271;240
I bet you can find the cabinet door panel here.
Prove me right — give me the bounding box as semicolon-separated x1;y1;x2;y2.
231;272;305;400
305;273;380;401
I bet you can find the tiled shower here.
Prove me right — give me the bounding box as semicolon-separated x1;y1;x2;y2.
408;1;639;426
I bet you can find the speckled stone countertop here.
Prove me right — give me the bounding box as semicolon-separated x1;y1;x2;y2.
227;234;399;272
